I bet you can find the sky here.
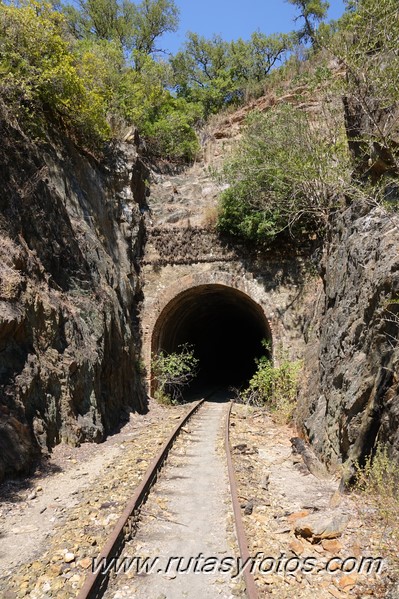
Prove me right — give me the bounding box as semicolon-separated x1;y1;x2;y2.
161;0;346;55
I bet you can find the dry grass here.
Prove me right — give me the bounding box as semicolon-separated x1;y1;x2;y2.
354;445;399;577
0;235;19;266
202;204;219;228
0;235;23;300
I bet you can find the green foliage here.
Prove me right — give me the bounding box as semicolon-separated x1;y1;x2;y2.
172;31;294;116
140;96;202;160
62;0;179;65
230;31;296;84
331;0;399;180
285;59;336;94
72;38;194;153
62;0;133;46
0;0;199;158
217;102;350;244
151;344;199;404
0;0;112;143
3;0;397;177
240;344;302;423
109;55;175;136
171;33;234;116
217;183;285;243
131;0;179;65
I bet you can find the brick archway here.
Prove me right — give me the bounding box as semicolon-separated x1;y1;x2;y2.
141;271;277;391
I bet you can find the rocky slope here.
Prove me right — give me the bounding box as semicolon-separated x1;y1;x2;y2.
0;106;147;482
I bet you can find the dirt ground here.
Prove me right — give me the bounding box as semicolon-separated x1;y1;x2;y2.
230;404;398;599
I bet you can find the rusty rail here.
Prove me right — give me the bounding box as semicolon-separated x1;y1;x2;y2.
77;392;258;599
225;401;259;599
77;397;205;599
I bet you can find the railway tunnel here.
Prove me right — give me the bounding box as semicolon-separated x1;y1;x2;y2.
151;284;271;388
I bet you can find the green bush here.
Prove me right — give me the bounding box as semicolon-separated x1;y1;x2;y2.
217;183;287;243
151;344;199;404
141;97;202;161
0;1;111;143
217;103;350;244
240;344;302;423
0;1;200;158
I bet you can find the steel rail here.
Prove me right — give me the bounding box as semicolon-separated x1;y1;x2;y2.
77;396;206;599
225;400;259;599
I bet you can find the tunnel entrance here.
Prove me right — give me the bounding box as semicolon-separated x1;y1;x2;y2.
151;284;271;388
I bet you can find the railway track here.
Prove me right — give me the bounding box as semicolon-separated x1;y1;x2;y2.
77;390;258;599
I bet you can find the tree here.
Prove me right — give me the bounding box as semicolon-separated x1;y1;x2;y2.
0;0;198;158
287;0;329;44
172;30;295;115
131;0;179;66
0;0;112;143
171;32;234;115
63;0;179;68
230;31;295;83
140;95;202;161
62;0;135;46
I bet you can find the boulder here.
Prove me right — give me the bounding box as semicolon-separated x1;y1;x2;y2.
295;511;349;543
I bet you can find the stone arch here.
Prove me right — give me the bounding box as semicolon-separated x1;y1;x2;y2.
142;271;278;391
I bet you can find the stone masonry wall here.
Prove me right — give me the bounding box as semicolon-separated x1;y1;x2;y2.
141;225;315;383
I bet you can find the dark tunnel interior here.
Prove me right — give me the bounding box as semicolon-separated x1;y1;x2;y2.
152;285;271;389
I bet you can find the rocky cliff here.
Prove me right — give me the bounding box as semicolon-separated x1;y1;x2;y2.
0;105;147;482
300;201;399;473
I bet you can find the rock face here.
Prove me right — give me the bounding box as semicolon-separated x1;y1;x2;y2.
0;107;147;481
300;201;399;470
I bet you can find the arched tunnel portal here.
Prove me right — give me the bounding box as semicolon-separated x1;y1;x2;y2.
151;284;272;389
